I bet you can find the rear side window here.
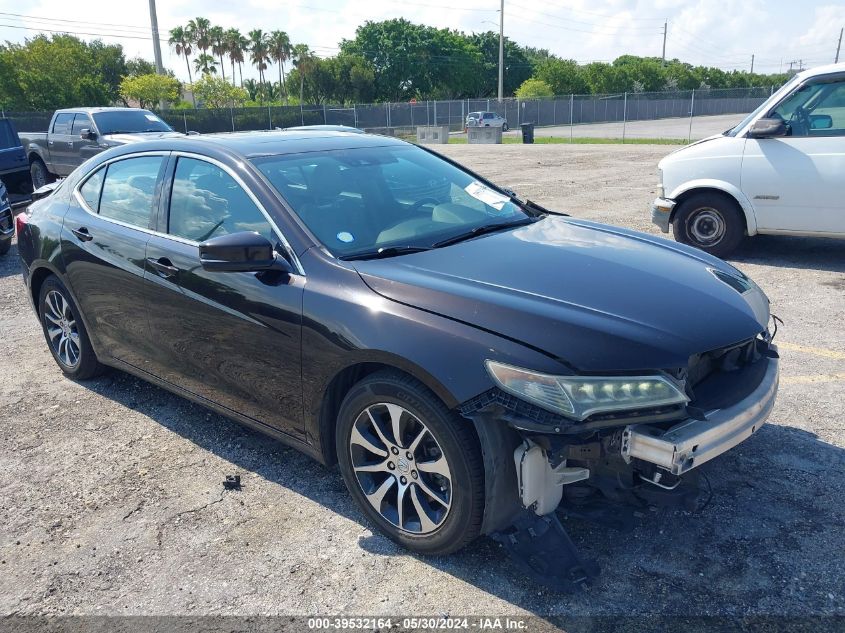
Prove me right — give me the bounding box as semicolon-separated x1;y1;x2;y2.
79;168;105;211
98;156;164;228
168;157;274;242
52;113;75;134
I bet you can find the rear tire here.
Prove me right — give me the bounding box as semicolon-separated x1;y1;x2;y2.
30;159;50;190
336;370;484;555
672;192;745;258
38;276;105;380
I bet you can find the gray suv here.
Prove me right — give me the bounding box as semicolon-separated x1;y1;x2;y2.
465;111;509;131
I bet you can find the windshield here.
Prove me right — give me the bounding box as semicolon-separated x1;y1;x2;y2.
725;75;801;136
92;110;173;135
252;144;530;257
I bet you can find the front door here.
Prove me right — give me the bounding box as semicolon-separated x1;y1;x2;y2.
70;114;104;170
48;112;77;177
742;75;845;234
142;155;304;437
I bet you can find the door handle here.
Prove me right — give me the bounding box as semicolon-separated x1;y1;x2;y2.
146;257;179;278
71;227;93;242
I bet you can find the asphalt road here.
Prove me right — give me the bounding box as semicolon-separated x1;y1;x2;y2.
1;143;843;628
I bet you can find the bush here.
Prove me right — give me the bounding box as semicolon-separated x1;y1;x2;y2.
515;78;554;99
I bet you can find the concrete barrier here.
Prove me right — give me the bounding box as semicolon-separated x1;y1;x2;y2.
467;126;502;144
416;125;450;144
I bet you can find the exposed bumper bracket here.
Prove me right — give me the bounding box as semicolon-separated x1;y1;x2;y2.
621;353;779;475
492;511;599;593
651;197;675;233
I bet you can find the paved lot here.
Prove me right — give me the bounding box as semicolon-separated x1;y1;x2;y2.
1;143;844;625
498;113;744;140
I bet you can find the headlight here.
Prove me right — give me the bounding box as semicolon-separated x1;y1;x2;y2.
657;168;664;198
485;360;688;421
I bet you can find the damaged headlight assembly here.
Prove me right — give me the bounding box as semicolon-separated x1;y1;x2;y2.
485;360;689;421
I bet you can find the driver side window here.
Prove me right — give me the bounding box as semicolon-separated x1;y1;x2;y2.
771;79;845;137
168;157;275;243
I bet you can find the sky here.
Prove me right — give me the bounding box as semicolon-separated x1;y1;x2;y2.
0;0;843;83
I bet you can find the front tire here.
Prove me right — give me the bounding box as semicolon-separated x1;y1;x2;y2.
38;276;104;379
672;192;745;258
336;371;484;555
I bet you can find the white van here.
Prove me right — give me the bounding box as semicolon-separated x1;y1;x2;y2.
652;62;845;257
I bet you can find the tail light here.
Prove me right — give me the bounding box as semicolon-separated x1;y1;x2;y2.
15;210;28;237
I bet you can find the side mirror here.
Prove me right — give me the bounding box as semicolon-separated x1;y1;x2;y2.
810;114;833;130
747;118;788;139
31;181;60;201
199;231;293;273
80;128;97;140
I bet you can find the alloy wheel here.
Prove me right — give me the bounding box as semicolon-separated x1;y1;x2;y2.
44;290;80;368
349;403;452;535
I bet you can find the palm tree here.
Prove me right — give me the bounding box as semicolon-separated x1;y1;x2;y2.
209;26;227;82
248;29;271;97
292;44;314;105
268;30;292;104
194;53;218;76
188;17;211;59
243;78;259;102
168;25;195;105
225;28;246;87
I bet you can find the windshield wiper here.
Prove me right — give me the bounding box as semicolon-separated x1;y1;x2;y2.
433;218;536;248
341;245;433;261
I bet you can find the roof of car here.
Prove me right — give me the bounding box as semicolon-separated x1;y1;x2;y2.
185;130;408;158
55;107;154;114
796;62;845;80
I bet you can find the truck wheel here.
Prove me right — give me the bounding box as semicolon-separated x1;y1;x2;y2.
38;275;105;380
672;192;745;258
336;370;484;555
30;159;50;189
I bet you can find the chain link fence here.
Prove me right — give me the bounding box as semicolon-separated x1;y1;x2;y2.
3;86;776;142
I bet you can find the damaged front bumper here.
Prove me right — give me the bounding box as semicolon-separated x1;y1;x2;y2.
651;197;675;233
621;351;778;475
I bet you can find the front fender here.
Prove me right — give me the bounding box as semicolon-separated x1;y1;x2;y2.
667;179;759;236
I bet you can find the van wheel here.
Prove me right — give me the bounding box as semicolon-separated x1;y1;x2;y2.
30;159;50;189
336;370;484;555
672;192;745;258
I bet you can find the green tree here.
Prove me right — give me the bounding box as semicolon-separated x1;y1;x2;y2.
269;30;292;103
225;29;247;87
292;43;315;104
191;74;248;108
534;57;587;95
126;57;157;78
248;30;271;95
120;73;181;108
168;26;194;103
209;26;228;81
468;32;533;97
515;78;554;98
0;35;121;110
193;53;217;76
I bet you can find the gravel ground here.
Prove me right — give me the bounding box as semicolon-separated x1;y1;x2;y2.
1;143;844;626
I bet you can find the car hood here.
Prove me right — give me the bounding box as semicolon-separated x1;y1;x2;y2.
103;131;185;143
353;217;769;372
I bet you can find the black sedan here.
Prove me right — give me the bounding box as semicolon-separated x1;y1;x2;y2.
16;130;779;589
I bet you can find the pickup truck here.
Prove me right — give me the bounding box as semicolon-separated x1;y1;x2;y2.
653;62;845;257
19;107;183;188
0;117;32;201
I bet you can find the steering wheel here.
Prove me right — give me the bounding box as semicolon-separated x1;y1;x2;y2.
408;198;441;214
791;107;811;136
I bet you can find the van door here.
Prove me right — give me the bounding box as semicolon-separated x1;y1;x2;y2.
742;76;845;235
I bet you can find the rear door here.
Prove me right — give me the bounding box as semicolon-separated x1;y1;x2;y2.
142;154;305;437
48;113;77;176
742;75;845;234
0;119;28;186
61;153;168;364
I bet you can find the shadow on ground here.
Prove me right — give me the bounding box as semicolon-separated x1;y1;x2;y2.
79;367;845;626
731;235;845;274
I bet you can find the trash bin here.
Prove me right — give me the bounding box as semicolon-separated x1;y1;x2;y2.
520;122;535;144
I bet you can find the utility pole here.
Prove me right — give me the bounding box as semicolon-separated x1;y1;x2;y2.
498;0;504;101
836;27;843;63
661;20;667;65
750;54;754;74
148;0;164;75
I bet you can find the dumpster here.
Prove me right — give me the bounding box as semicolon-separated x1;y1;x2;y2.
520;122;535;144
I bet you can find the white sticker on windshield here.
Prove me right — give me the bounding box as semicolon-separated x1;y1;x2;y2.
145;114;160;122
337;231;354;243
464;181;510;211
